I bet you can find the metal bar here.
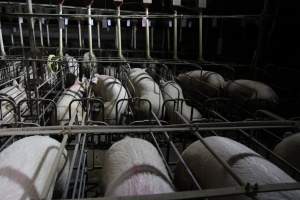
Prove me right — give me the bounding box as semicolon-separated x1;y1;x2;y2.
97;20;101;49
0;136;15;152
62;134;82;198
78;20;82;48
173;10;178;59
0;20;6;56
167;26;170;51
198;12;203;61
0;120;297;136
0;12;261;19
210;110;300;177
56;182;300;200
145;7;151;59
65;25;68;47
18;17;24;48
10;32;14;46
88;5;93;56
176;111;245;186
77;150;87;198
39;18;44;47
117;6;124;59
41;134;69;199
27;0;36;48
46;22;50;46
59;3;63;57
72;134;87;198
151;26;154;50
133;25;137;49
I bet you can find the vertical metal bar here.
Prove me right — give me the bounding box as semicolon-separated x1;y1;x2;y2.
46;22;50;46
115;24;118;49
173;10;178;59
145;7;151;59
0;20;6;56
65;25;68;47
41;134;69;199
88;5;93;56
39;19;44;47
18;17;24;48
167;27;170;52
10;31;15;46
27;0;36;48
117;6;123;59
151;26;154;50
59;3;63;57
133;25;137;49
97;20;101;49
198;12;203;61
78;20;82;48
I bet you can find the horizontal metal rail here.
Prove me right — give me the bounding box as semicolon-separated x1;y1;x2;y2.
56;182;300;200
0;120;297;136
0;12;261;20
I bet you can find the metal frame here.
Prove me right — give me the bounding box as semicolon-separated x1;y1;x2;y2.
1;1;299;200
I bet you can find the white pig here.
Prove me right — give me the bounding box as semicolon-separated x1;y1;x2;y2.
0;135;69;200
56;79;84;125
177;70;226;97
128;68;164;119
103;137;174;196
0;81;27;123
91;74;128;124
225;79;279;104
160;80;202;123
175;136;300;200
273;133;300;174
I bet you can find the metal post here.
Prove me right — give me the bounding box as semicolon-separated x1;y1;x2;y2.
115;24;118;49
117;6;123;59
0;20;6;56
46;22;50;46
39;18;44;47
167;27;170;51
10;30;15;46
145;7;151;59
27;0;36;49
65;24;68;47
151;26;154;50
59;3;63;57
133;25;137;49
78;20;82;48
198;12;203;61
18;17;24;48
97;20;101;48
88;5;93;56
173;10;178;59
